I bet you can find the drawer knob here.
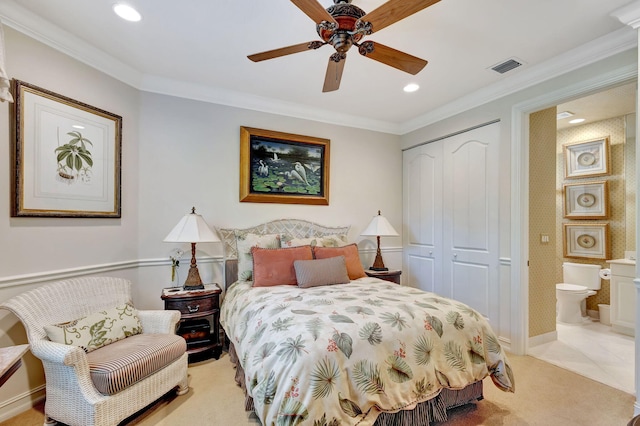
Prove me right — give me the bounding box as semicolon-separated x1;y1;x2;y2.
187;304;200;313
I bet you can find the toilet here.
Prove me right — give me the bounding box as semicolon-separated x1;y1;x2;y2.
556;262;601;324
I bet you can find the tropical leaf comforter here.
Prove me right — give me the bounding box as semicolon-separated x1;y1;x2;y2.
220;277;514;426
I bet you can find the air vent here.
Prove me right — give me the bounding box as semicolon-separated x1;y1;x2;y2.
557;111;574;120
491;58;523;74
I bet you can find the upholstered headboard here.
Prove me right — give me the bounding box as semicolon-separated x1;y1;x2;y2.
217;218;350;288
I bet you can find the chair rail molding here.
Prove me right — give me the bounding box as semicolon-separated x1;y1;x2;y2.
0;247;399;289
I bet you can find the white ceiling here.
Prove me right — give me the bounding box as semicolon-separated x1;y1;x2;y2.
0;0;636;134
557;82;636;130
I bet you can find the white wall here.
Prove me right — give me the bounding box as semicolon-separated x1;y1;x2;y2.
0;27;142;419
0;28;402;419
134;92;404;309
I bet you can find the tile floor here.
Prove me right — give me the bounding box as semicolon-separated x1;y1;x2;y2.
528;320;635;395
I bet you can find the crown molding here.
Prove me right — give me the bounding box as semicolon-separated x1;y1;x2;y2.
612;0;640;29
138;74;400;134
0;1;142;88
399;27;638;134
1;1;636;136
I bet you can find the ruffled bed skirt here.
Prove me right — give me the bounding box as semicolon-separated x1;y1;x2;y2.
227;342;483;425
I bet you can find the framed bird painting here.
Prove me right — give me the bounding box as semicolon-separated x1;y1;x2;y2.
239;126;330;205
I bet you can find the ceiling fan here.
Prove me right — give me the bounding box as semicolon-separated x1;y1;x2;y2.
248;0;441;92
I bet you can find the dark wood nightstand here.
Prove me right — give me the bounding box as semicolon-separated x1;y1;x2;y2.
161;284;222;361
365;269;402;284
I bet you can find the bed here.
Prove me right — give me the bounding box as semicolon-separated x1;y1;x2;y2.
218;219;514;426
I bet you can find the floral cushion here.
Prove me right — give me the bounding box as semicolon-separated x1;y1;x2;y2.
44;303;142;352
235;232;281;281
280;234;348;248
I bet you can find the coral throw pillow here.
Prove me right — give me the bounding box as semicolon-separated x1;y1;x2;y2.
313;243;366;280
252;245;314;287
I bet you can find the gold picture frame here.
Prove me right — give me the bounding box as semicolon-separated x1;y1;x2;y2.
239;126;330;205
563;137;610;179
563;223;610;260
563;181;608;219
12;80;122;218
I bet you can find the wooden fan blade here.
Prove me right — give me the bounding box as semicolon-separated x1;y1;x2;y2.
323;56;346;93
248;42;322;62
359;0;440;34
291;0;337;25
358;41;427;75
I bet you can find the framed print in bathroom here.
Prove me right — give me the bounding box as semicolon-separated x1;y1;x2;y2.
11;80;122;218
239;126;330;205
563;223;610;260
563;181;609;219
563;137;610;179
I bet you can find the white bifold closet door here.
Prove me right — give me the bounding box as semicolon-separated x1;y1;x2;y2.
403;122;500;325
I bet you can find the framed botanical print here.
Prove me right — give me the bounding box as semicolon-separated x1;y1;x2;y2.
563;223;610;260
12;80;122;218
563;137;610;179
563;181;608;219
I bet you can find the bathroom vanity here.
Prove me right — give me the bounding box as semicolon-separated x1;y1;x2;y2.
609;258;636;336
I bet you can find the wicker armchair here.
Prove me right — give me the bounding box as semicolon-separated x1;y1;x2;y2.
0;277;189;426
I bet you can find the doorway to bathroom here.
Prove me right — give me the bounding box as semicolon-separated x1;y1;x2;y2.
526;82;636;395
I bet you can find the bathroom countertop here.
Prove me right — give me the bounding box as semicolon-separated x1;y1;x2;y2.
607;258;636;265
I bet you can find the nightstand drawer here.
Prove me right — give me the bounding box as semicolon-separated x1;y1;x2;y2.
168;296;217;316
161;284;222;361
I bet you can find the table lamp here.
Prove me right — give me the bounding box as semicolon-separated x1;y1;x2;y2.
164;207;220;290
361;210;399;271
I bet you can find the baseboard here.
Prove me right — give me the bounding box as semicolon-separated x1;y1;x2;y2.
498;336;513;353
528;330;558;348
0;385;45;422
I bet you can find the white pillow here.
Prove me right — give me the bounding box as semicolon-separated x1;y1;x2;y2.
235;232;280;281
280;234;348;248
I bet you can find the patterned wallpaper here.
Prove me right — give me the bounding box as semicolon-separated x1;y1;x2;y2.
556;116;627;314
529;112;632;338
529;108;559;337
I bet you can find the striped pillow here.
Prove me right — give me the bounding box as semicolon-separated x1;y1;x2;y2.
294;256;350;288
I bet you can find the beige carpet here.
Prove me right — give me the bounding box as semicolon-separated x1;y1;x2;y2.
1;353;636;426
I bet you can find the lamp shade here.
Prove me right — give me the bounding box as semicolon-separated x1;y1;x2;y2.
163;208;220;243
361;211;399;237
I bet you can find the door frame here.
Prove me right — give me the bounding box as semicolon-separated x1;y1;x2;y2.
509;64;637;355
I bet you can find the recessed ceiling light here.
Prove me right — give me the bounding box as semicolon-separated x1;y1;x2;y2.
403;83;419;93
557;111;574;120
569;118;585;124
113;4;141;22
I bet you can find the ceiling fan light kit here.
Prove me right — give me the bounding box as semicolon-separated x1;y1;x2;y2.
248;0;439;92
